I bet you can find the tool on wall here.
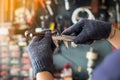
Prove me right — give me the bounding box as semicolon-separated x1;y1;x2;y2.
39;15;50;30
36;0;48;14
91;0;99;17
54;0;58;5
98;0;106;21
64;15;71;30
71;8;95;24
55;15;65;34
40;16;45;29
101;0;107;9
115;0;120;29
64;0;70;11
108;7;116;23
45;0;54;16
38;0;46;9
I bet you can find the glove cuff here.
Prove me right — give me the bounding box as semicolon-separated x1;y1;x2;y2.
31;57;54;76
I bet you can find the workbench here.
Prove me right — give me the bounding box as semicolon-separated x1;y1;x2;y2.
53;40;112;79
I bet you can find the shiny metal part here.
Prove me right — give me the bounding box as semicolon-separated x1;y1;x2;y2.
24;30;76;41
52;35;75;41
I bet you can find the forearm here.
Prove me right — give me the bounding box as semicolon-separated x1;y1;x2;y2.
108;26;120;49
36;71;54;80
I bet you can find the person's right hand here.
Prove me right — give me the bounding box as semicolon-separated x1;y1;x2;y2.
62;19;111;44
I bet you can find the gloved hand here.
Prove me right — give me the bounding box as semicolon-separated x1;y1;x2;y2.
28;31;56;75
62;19;111;44
92;49;120;80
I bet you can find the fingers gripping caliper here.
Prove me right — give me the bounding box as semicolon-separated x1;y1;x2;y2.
25;30;75;41
25;31;76;48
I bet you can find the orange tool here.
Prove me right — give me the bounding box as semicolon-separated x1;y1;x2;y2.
34;0;46;9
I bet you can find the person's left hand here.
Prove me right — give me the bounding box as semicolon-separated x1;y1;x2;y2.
28;31;56;75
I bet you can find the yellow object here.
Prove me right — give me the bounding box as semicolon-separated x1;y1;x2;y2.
77;66;82;72
49;22;55;30
18;42;27;46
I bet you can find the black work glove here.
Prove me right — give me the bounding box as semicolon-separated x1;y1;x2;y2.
62;19;111;44
28;31;56;75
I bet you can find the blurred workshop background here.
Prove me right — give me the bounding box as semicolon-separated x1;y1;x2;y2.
0;0;120;80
